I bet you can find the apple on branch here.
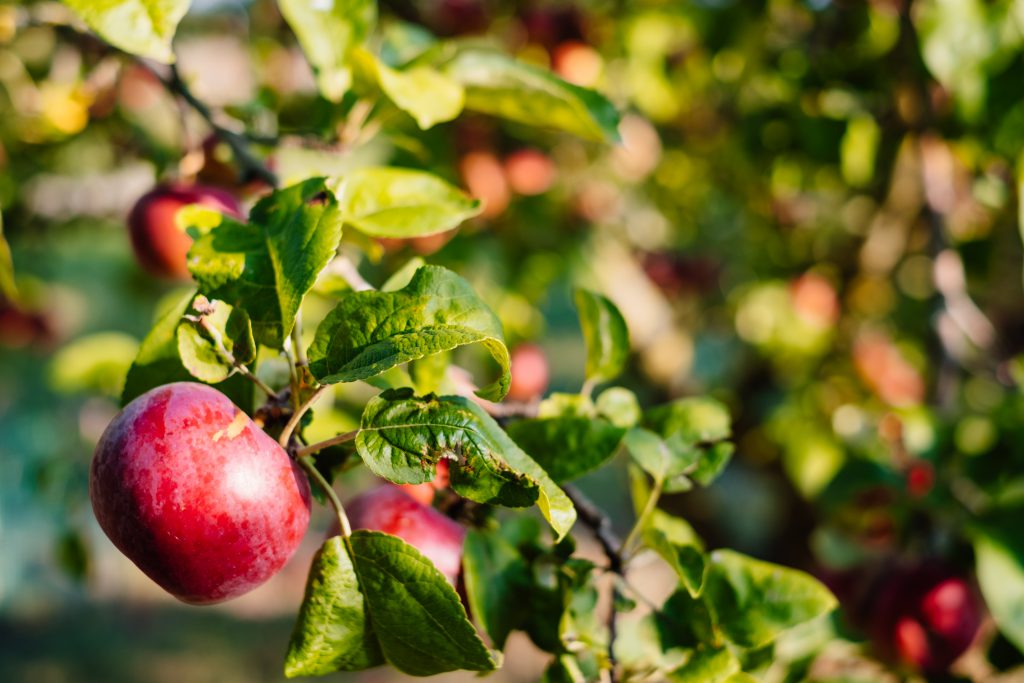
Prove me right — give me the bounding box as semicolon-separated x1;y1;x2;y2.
90;382;310;604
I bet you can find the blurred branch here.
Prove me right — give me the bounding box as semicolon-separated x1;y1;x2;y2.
564;484;623;683
21;6;278;188
154;64;279;188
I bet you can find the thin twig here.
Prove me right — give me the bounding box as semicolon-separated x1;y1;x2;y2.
297;455;351;536
296;429;359;458
564;484;623;683
278;385;329;447
621;477;663;557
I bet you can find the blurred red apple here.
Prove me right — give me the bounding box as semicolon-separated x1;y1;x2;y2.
870;567;983;673
344;484;465;585
459;151;509;218
507;343;550;402
90;382;311;604
400;459;451;505
128;183;243;280
504;149;556;196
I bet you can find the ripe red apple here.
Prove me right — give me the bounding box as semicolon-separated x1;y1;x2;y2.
400;459;451;505
128;183;243;280
90;382;310;604
507;343;550;402
869;567;983;673
504;149;556;196
344;485;465;585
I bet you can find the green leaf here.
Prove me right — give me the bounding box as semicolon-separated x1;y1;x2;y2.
285;536;382;677
596;387;641;428
641;398;735;487
538;392;597;419
669;646;740;683
575;289;630;384
308;265;510;400
122;290;253;409
357;49;465;129
702;550;837;649
48;332;139;398
442;48;620;141
505;417;626;482
973;514;1024;653
0;209;17;302
187;178;343;348
349;530;497;676
357;390;538;505
278;0;375;102
356;390;577;540
622;428;692;493
645;397;732;444
644;510;706;597
176;300;255;384
329;168;481;238
462;529;530;649
60;0;190;63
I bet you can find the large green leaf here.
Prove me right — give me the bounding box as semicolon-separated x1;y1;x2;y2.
278;0;375;102
61;0;190;63
702;550;837;649
329;168;481;238
349;530;497;676
442;48;620;141
505;417;626;483
356;389;577;539
175;299;255;384
308;265;510;400
187;178;343;348
973;513;1024;653
285;536;382;677
462;529;531;650
574;289;629;384
122;290;253;409
356;49;464;129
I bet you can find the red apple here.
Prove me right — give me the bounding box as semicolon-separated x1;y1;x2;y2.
400;459;451;505
869;567;982;673
344;485;465;585
128;183;243;280
504;149;556;196
507;343;550;402
90;382;310;604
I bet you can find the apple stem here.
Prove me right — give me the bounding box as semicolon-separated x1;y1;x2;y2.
278;385;329;447
298;455;352;537
295;430;359;458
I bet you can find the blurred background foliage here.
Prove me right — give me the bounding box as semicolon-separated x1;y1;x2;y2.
4;0;1024;681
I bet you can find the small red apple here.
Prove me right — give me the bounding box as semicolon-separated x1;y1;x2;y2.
90;382;310;604
504;149;556;196
507;343;550;403
344;485;465;585
400;459;451;505
128;183;243;280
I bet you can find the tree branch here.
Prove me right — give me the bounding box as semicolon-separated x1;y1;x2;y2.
295;429;359;458
564;484;623;683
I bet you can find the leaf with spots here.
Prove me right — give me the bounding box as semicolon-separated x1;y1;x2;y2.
308;265;510;400
357;389;576;540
